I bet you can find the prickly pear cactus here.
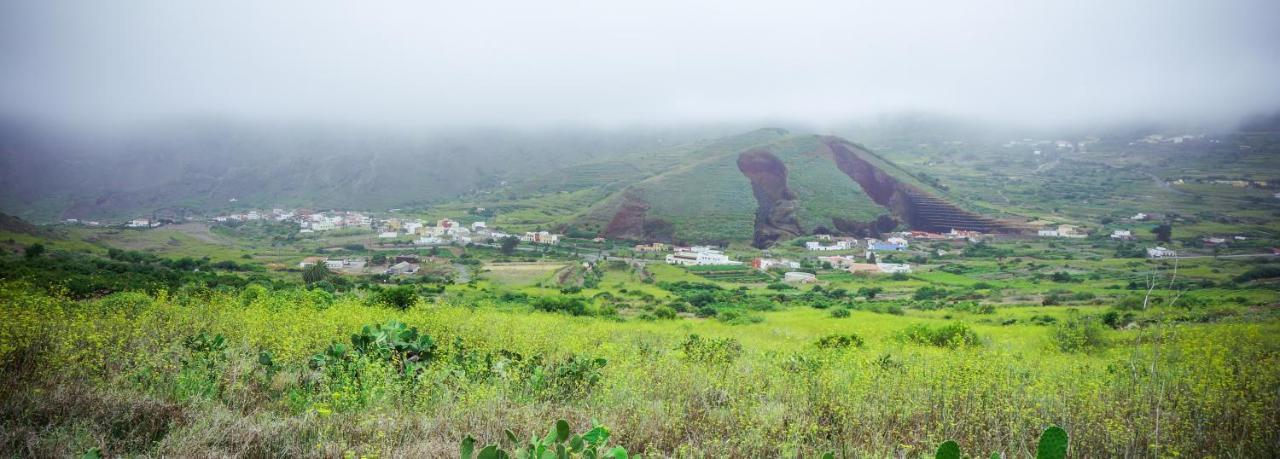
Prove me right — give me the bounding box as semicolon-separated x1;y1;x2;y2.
1035;426;1068;459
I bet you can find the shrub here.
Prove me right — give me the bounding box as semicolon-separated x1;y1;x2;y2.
1051;315;1108;353
716;308;763;325
679;334;742;364
460;419;628;459
531;295;588;316
540;355;608;400
1101;309;1135;328
310;320;437;375
830;308;851;318
897;322;980;348
913;286;948;300
1029;314;1058;325
375;285;418;310
653;305;677;320
1235;265;1280;283
815;333;864;349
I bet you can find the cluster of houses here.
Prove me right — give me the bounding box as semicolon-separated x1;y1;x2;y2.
368;217;560;247
1002;137;1098;152
803;234;911;252
299;256;367;271
816;254;912;275
393;218;494;245
299;254;423;276
62;218;103;227
633;242;668;253
215;208;305;225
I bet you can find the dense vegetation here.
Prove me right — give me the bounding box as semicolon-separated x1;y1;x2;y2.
2;275;1276;456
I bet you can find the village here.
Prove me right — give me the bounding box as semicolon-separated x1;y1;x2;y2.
58;196;1273;290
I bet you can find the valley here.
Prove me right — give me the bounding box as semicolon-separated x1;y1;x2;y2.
2;124;1279;457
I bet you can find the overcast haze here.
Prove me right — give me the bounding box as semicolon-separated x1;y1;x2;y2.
2;0;1279;130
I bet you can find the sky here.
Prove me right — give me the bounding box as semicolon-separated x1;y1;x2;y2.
2;0;1278;130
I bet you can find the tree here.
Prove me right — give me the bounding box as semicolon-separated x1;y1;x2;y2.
499;236;519;256
371;253;387;265
1151;223;1172;243
303;263;330;285
24;243;45;259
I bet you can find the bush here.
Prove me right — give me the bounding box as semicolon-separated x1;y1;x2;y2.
1236;265;1280;283
897;322;980;348
653;305;677;320
1100;309;1135;328
913;286;948;300
830;308;851;318
679;334;742;364
531;295;588;316
375;285;418;310
815;333;864;349
1051;315;1108;352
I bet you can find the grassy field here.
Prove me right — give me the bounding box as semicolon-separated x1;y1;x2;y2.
2;282;1276;457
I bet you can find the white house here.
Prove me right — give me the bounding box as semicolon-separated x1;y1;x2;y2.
783;272;817;283
755;258;801;271
1039;225;1085;238
1146;246;1177;258
1110;230;1133;240
324;259;346;269
298;256;325;268
127;219;151;228
385;261;419;275
805;240;855;251
821;255;863;270
666;247;741;266
378;231;399;239
521;231;561;244
472;221;487;230
415;236;443;245
876;263;913;274
1131;213;1149;221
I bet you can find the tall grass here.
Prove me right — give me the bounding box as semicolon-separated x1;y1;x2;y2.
1;283;1277;457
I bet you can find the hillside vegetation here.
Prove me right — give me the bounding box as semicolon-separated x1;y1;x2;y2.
2;283;1276;457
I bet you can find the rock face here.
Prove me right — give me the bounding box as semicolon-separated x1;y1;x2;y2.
822;137;1023;234
602;191;676;242
737;149;804;248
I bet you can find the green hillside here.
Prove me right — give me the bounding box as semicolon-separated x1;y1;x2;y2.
571;132;896;244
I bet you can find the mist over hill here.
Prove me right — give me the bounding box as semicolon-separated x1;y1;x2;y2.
0;119;745;222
